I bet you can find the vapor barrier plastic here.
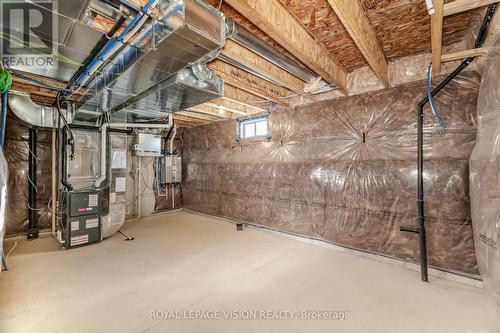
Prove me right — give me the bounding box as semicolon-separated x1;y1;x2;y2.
470;38;500;307
4;118;52;235
0;148;7;262
183;72;480;274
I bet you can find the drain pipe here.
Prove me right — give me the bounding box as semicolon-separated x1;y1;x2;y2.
95;121;171;188
27;128;38;240
400;4;497;282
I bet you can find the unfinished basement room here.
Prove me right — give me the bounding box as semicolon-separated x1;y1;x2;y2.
1;0;500;332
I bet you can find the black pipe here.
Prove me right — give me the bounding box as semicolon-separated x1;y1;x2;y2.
66;15;127;89
27;128;38;239
401;4;497;282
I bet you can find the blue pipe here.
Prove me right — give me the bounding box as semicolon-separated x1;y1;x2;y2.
75;0;157;87
427;63;447;129
0;92;7;147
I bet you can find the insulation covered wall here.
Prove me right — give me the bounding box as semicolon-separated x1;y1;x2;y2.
182;73;480;275
4;119;52;236
470;38;500;307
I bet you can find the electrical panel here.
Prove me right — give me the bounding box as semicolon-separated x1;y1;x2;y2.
131;133;162;156
164;156;182;183
62;191;101;249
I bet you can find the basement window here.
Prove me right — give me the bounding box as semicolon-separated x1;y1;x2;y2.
238;115;270;140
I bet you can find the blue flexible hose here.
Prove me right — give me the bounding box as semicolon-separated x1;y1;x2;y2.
11;71;73;94
75;0;157;87
427;63;447;129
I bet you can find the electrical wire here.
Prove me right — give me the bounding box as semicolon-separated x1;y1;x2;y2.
0;67;12;93
56;92;76;159
6;241;17;258
427;63;446;129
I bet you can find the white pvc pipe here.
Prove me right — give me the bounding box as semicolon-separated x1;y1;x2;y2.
425;0;435;15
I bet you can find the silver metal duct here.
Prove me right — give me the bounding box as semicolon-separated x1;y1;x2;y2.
75;63;223;123
8;91;74;128
224;18;320;84
75;0;225;120
0;0;105;82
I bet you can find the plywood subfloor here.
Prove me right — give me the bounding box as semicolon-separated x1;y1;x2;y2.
1;211;499;332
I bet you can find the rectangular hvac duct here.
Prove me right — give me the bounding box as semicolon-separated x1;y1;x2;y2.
75;65;223;123
75;0;225;121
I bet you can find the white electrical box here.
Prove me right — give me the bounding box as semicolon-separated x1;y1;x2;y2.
132;133;162;156
165;156;182;183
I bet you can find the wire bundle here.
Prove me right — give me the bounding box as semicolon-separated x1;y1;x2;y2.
0;67;12;94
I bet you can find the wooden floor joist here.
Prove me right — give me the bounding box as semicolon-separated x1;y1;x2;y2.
224;84;271;109
326;0;389;87
186;104;235;119
209;59;292;106
225;0;348;94
444;0;497;16
431;0;444;76
221;40;306;94
213;97;266;115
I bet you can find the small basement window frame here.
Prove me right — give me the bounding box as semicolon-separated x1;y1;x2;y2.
237;114;270;141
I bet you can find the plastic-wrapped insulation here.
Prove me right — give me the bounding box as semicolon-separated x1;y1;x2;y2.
182;72;480;275
470;37;500;309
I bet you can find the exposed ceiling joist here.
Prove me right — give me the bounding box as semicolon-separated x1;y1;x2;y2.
431;0;444;76
177;111;222;122
173;114;208;125
223;84;271;109
441;47;488;62
325;0;389;87
187;104;236;119
209;59;291;106
221;40;306;94
225;0;348;94
216;97;266;114
444;0;497;16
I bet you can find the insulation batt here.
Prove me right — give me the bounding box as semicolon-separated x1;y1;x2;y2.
183;72;480;275
470;37;500;308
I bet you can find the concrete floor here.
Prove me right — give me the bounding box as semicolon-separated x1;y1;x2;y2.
1;211;499;333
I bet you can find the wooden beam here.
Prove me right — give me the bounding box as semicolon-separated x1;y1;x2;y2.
213;97;266;115
431;0;444;76
325;0;389;87
209;59;291;106
172;114;208;124
444;0;497;16
177;111;222;122
221;40;305;94
186;104;234;119
225;0;348;93
224;84;270;109
441;47;488;62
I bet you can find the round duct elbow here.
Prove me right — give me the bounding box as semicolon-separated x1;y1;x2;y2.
8;91;73;128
